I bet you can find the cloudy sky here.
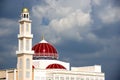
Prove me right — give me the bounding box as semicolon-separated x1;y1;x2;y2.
0;0;120;80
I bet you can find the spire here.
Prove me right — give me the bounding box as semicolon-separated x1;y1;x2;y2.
40;34;48;43
42;34;45;40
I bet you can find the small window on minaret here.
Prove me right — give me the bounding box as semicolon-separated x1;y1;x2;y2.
19;58;22;69
26;39;29;50
24;14;26;18
26;23;29;32
20;24;23;35
20;39;23;51
19;71;22;78
27;14;28;18
26;71;30;78
26;58;30;69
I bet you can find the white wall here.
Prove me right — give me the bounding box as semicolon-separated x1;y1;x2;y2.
33;60;70;70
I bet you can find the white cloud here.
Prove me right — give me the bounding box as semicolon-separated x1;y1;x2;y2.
98;5;120;23
40;11;92;44
54;0;92;12
32;4;73;20
32;0;93;44
32;0;92;20
50;10;92;32
92;0;102;6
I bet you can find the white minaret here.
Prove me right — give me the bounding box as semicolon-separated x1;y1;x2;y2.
16;8;34;80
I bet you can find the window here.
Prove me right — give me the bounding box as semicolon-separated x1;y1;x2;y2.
81;78;84;80
27;14;29;18
47;77;52;80
20;24;23;34
76;78;80;80
19;71;22;78
55;77;59;80
26;58;30;69
71;77;74;80
100;78;103;80
95;78;98;80
60;77;64;80
20;39;23;51
66;77;69;80
24;14;26;18
26;23;29;32
19;58;22;69
91;78;94;80
26;39;29;50
26;71;30;78
86;78;89;80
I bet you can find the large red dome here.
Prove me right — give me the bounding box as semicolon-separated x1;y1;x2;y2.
32;39;58;60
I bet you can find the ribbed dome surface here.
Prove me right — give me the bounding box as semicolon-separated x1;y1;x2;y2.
32;40;58;60
46;63;66;69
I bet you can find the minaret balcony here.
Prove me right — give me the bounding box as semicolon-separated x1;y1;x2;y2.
19;19;32;23
18;34;33;38
16;50;34;55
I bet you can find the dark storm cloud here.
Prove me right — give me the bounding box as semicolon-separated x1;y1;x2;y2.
90;4;120;67
0;57;17;69
0;0;49;19
112;0;120;7
0;0;35;19
57;39;103;55
0;30;17;69
92;22;120;38
0;0;21;19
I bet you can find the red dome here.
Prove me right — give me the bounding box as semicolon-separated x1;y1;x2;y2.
46;63;66;69
32;39;58;60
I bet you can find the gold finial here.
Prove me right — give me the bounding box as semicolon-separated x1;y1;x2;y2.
22;8;29;13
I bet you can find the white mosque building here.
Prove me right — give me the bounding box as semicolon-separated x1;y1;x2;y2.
0;8;105;80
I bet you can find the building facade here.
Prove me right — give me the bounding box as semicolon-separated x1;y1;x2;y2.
0;8;105;80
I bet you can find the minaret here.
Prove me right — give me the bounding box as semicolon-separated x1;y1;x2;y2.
16;8;34;80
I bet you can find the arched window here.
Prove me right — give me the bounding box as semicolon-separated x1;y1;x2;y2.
20;24;23;35
26;23;29;32
26;39;29;50
19;58;22;69
20;39;23;51
26;71;30;78
24;14;26;18
26;58;30;69
27;14;28;18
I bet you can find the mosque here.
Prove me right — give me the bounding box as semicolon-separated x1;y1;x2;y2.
0;8;105;80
